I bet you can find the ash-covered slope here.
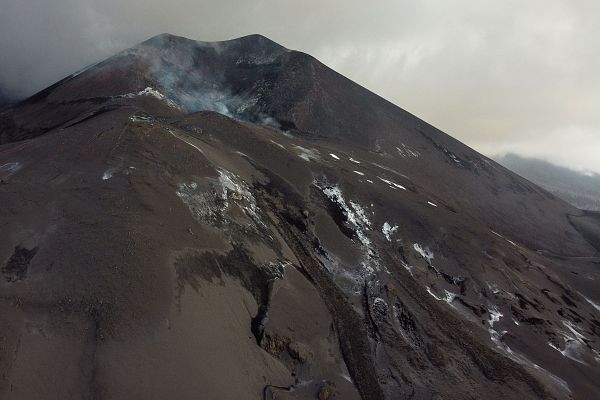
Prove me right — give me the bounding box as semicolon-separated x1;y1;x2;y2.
1;34;599;400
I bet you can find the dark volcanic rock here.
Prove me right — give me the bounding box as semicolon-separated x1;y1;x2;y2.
0;33;599;400
2;246;38;282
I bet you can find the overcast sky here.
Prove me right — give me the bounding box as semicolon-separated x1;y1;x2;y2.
1;0;598;173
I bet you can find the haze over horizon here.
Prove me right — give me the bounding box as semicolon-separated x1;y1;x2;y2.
1;0;598;173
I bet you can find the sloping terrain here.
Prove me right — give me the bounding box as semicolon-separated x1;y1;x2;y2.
495;153;600;212
1;34;599;400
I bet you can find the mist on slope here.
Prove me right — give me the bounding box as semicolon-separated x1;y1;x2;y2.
495;153;600;211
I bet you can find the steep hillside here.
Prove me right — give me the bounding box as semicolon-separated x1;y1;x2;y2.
1;34;599;400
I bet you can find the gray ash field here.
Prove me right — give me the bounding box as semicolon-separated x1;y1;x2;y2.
1;34;599;400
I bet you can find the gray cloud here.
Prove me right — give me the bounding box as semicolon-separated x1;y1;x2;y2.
1;0;598;172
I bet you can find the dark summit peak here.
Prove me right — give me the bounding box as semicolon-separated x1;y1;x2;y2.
140;32;195;47
139;32;288;56
214;33;288;52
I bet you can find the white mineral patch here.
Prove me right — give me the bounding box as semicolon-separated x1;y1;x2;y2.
396;143;420;158
350;200;371;227
580;293;600;312
217;168;261;224
444;290;457;304
475;306;573;396
427;287;457;305
263;260;292;279
294;145;320;162
317;182;389;280
137;87;166;99
176;168;266;232
487;306;506;349
548;321;589;364
426;286;442;301
0;162;21;176
371;162;409;179
486;282;501;295
449;153;462;165
177;182;221;223
488;307;503;328
129;114;152;123
563;321;586;342
382;222;398;242
373;297;387;308
377;176;406;190
270;140;286;150
123;87;180;109
413;243;434;264
492;230;518;247
168;129;205;154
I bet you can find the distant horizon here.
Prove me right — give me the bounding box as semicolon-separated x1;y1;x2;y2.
494;151;600;211
493;152;600;177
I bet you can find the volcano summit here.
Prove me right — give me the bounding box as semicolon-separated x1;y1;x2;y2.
0;34;599;400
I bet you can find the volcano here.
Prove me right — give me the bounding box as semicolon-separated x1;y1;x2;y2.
1;34;599;400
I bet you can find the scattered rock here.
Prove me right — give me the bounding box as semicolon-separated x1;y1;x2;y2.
287;341;312;363
318;383;333;400
262;333;290;356
230;192;244;201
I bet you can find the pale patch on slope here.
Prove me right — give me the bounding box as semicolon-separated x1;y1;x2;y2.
382;222;398;242
294;146;320;162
